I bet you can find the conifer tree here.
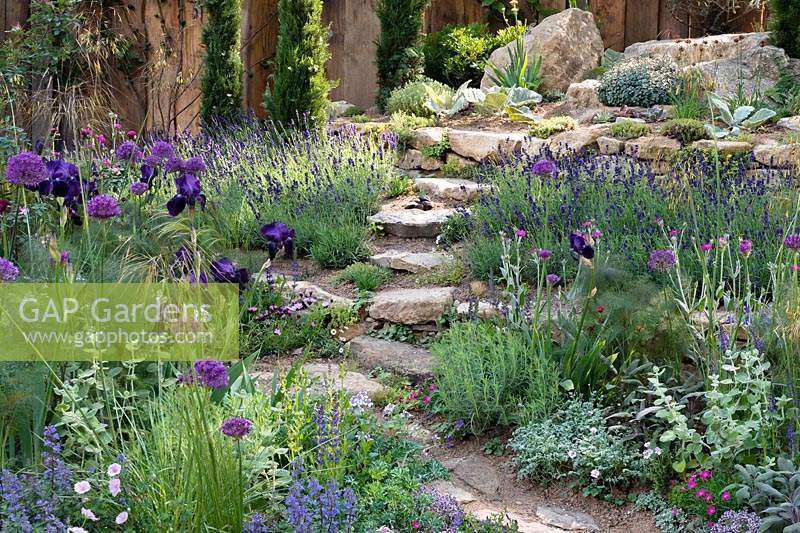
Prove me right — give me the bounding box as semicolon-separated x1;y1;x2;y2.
201;0;243;123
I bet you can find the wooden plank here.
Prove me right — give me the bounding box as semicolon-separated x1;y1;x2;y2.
324;0;347;104
241;0;278;117
657;0;687;40
341;0;380;108
625;0;659;47
592;0;626;51
105;1;149;131
1;0;30;40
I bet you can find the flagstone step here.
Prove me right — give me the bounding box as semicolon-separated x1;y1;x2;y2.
414;177;486;204
369;198;457;238
370;250;454;273
368;287;456;325
347;335;433;380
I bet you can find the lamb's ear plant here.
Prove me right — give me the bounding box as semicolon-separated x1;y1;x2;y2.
424;80;484;117
705;92;776;138
486;38;542;91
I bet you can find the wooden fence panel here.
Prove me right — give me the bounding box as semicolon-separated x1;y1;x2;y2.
241;0;278;117
592;0;626;51
1;0;28;38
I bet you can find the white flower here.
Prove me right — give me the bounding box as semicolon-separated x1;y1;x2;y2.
590;469;601;479
642;448;653;460
81;508;99;521
382;403;396;416
107;462;122;477
567;449;578;459
73;480;91;495
654;447;663;456
68;528;88;533
115;511;129;525
644;441;651;448
330;329;337;336
589;427;598;434
349;391;374;413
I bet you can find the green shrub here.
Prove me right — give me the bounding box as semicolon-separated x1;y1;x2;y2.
420;135;450;160
263;0;333;127
385;174;414;198
347;114;371;123
201;0;243;123
437;208;472;246
386;79;454;117
388;111;434;148
599;57;680;107
609;120;649;140
528;116;575;138
336;262;391;291
660;118;709;144
431;321;561;434
669;72;707;120
375;0;430;110
422;23;526;87
310;223;370;268
769;0;800;59
342;105;366;117
509;398;644;496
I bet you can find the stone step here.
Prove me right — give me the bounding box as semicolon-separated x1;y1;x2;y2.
257;275;354;307
368;287;456;325
347;336;433;380
414;177;485;204
369;198;457;238
370;250;454;273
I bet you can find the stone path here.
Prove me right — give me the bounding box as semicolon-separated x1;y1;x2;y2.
368;197;458;238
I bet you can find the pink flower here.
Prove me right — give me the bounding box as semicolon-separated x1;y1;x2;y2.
701;242;713;253
669;229;681;238
700;469;712;480
96;134;106;146
591;230;602;239
408;391;418;401
423;396;431;404
696;489;707;498
73;480;90;494
428;383;438;392
515;229;527;238
81;508;98;521
109;477;121;497
113;122;122;130
115;511;129;525
687;477;698;489
720;491;731;501
80;127;93;138
126;130;137;139
707;506;716;516
704;494;713;502
792;265;800;272
107;463;122;477
412;520;420;529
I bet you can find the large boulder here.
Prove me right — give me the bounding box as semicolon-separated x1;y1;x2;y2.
624;32;797;100
480;9;603;93
624;32;770;67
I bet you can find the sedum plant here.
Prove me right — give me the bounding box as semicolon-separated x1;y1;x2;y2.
609;120;650;140
599;57;680;108
486;38;543;91
705;92;777;138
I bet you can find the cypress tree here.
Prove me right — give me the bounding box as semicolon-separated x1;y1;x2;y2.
375;0;430;110
264;0;333;127
769;0;800;58
201;0;243;123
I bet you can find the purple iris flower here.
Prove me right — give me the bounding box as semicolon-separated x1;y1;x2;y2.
167;174;206;216
261;222;295;260
569;232;595;260
139;164;156;186
210;257;250;288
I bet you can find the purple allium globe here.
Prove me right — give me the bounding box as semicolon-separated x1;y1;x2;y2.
6;151;48;187
86;194;121;219
546;273;560;284
531;158;558;176
739;239;753;257
784;234;800;250
129;182;149;196
114;141;143;162
149;141;175;162
220;416;253;439
536;248;553;260
0;257;19;282
182;156;206;174
192;359;229;389
648;249;677;272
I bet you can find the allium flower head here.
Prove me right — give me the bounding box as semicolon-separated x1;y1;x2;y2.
784;234;800;250
129;181;149;196
546;273;560;285
739;239;753;257
6;151;48;187
515;228;527;238
220;416;253;439
115;141;142;162
648;249;677;272
531;158;557;176
0;258;19;282
86;194;121;219
536;248;552;260
150;141;175;162
189;359;229;389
